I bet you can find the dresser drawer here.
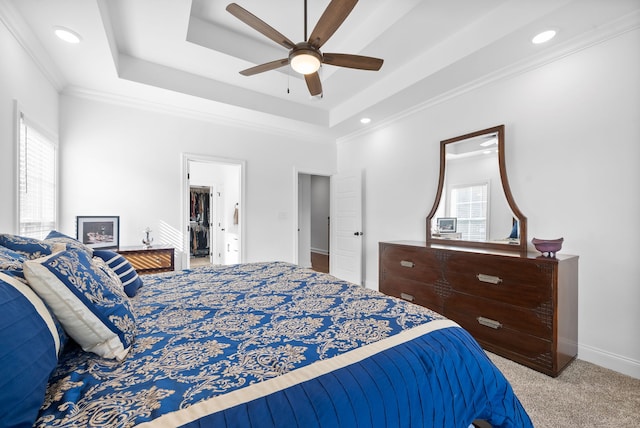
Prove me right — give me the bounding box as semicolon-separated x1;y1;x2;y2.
445;253;552;307
380;278;444;313
125;252;172;270
380;244;441;284
118;247;175;275
448;303;553;368
446;293;552;339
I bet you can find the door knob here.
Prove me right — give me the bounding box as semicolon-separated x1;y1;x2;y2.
353;232;363;236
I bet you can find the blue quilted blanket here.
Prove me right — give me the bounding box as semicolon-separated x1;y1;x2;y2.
36;262;532;427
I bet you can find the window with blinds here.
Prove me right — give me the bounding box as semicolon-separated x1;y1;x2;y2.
18;113;57;239
450;183;488;241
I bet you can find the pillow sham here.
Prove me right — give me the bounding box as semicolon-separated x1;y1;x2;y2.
0;272;61;427
24;250;136;361
93;250;143;297
44;229;93;258
0;233;63;260
0;245;28;282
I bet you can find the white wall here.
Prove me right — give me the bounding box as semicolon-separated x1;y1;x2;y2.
337;29;640;378
0;20;59;232
59;95;336;265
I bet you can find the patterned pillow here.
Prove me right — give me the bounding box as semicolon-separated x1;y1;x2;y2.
24;250;136;361
0;272;61;427
93;250;143;297
0;245;27;282
44;230;93;258
0;233;63;260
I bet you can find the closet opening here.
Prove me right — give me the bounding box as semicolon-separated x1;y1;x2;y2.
182;154;244;270
189;186;213;268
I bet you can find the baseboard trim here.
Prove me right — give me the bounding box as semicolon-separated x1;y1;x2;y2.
310;248;329;256
578;343;640;379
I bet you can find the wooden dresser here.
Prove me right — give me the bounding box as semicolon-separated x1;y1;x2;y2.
379;241;578;377
118;246;175;275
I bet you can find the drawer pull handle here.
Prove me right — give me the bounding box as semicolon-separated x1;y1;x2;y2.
477;273;502;284
477;316;502;329
400;260;415;268
400;293;415;302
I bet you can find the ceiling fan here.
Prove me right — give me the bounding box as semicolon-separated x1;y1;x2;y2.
226;0;384;96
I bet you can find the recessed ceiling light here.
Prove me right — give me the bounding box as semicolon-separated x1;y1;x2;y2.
360;117;371;124
54;27;81;44
532;30;556;45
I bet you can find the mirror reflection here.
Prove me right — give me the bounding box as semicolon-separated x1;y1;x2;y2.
426;125;527;253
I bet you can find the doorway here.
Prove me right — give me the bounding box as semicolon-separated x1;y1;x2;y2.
182;154;244;269
297;173;330;273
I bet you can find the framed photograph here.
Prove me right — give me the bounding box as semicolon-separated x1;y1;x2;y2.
76;216;120;249
437;217;457;233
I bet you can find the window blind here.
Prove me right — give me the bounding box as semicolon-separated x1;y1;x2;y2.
450;183;488;241
18;113;57;239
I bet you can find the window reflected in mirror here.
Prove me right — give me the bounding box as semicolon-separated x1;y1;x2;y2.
426;125;527;253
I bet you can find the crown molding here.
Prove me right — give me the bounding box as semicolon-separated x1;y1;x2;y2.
0;1;66;91
62;86;337;144
337;10;640;145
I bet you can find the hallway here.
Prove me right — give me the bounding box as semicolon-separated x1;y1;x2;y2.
311;252;329;273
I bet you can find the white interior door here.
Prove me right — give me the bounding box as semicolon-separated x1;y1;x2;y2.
330;170;363;285
215;186;225;264
208;186;215;265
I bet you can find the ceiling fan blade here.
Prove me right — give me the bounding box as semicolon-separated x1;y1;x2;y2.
226;3;296;50
240;58;289;76
323;53;383;71
308;0;358;49
304;72;323;96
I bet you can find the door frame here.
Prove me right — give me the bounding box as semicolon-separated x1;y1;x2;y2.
182;153;246;269
292;168;332;266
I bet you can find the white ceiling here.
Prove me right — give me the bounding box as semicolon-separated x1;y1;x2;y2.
3;0;639;140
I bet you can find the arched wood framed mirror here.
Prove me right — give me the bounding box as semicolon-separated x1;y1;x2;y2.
426;125;528;254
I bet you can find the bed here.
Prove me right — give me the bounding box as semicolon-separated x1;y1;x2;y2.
0;233;532;428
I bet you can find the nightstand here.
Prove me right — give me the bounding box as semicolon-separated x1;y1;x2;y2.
117;245;175;275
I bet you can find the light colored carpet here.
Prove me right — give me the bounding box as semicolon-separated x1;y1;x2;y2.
487;353;640;427
189;257;211;268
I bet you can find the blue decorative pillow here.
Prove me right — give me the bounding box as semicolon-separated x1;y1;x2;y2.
44;230;93;258
0;234;63;260
93;250;143;297
24;250;136;361
0;245;27;282
0;272;61;427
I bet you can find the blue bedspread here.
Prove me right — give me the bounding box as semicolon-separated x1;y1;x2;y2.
36;262;532;427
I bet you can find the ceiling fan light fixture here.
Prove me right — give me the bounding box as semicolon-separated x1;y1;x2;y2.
289;47;321;75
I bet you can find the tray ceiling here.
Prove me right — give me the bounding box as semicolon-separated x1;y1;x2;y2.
3;0;639;139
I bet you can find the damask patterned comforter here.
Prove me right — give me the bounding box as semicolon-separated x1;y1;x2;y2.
36;262;532;427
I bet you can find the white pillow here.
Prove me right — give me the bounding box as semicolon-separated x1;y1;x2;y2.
24;250;136;361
